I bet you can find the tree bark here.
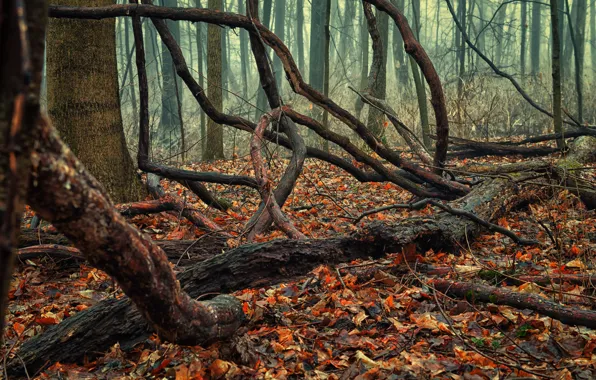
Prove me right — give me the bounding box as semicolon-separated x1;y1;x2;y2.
0;0;47;347
550;0;563;149
520;0;527;76
46;0;144;203
530;1;541;76
364;5;389;139
203;0;225;160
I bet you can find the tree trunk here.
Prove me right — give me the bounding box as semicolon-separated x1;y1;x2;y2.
520;0;527;76
238;0;249;98
338;0;354;60
295;0;305;73
159;0;182;149
356;3;369;118
494;3;508;67
194;0;206;155
46;0;144;203
391;0;408;86
309;0;326;94
273;0;286;91
322;0;331;139
530;1;541;76
562;0;577;71
0;0;47;347
573;0;587;122
590;0;596;83
366;7;389;138
203;0;225;160
408;0;430;149
124;16;138;132
550;0;563;149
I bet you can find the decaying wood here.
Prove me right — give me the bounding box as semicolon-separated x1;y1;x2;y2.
10;176;543;376
432;279;596;329
27;115;244;349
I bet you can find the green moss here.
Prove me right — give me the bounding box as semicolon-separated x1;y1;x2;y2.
557;159;583;170
478;270;503;283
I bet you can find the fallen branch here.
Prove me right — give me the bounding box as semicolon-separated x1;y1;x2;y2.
432;279;596;329
28;115;244;347
17;244;84;261
116;199;177;217
145;174;230;236
353;198;539;246
11;176;537;376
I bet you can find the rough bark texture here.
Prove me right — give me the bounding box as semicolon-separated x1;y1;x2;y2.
46;0;143;203
203;0;224;160
0;0;47;346
363;4;389;138
20;115;243;373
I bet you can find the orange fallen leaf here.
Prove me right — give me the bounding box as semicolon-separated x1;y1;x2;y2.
13;322;25;335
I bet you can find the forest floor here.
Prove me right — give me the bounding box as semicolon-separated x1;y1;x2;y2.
4;150;596;379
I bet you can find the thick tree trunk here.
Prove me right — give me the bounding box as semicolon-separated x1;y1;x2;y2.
46;0;144;203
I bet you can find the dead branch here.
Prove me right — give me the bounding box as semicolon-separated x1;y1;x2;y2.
17;244;84;261
182;180;230;212
250;109;305;240
350;86;433;166
28;115;244;346
50;3;465;199
432;279;596;329
144;173;229;235
353;197;538;245
244;1;306;239
116;199;177;216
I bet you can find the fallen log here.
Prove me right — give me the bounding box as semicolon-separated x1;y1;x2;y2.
432;279;596;329
445;136;560;158
9;176;545;376
16;238;227;267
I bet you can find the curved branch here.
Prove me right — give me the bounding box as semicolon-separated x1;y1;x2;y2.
49;3;466;198
250;109;306;240
244;0;306;239
363;0;449;170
